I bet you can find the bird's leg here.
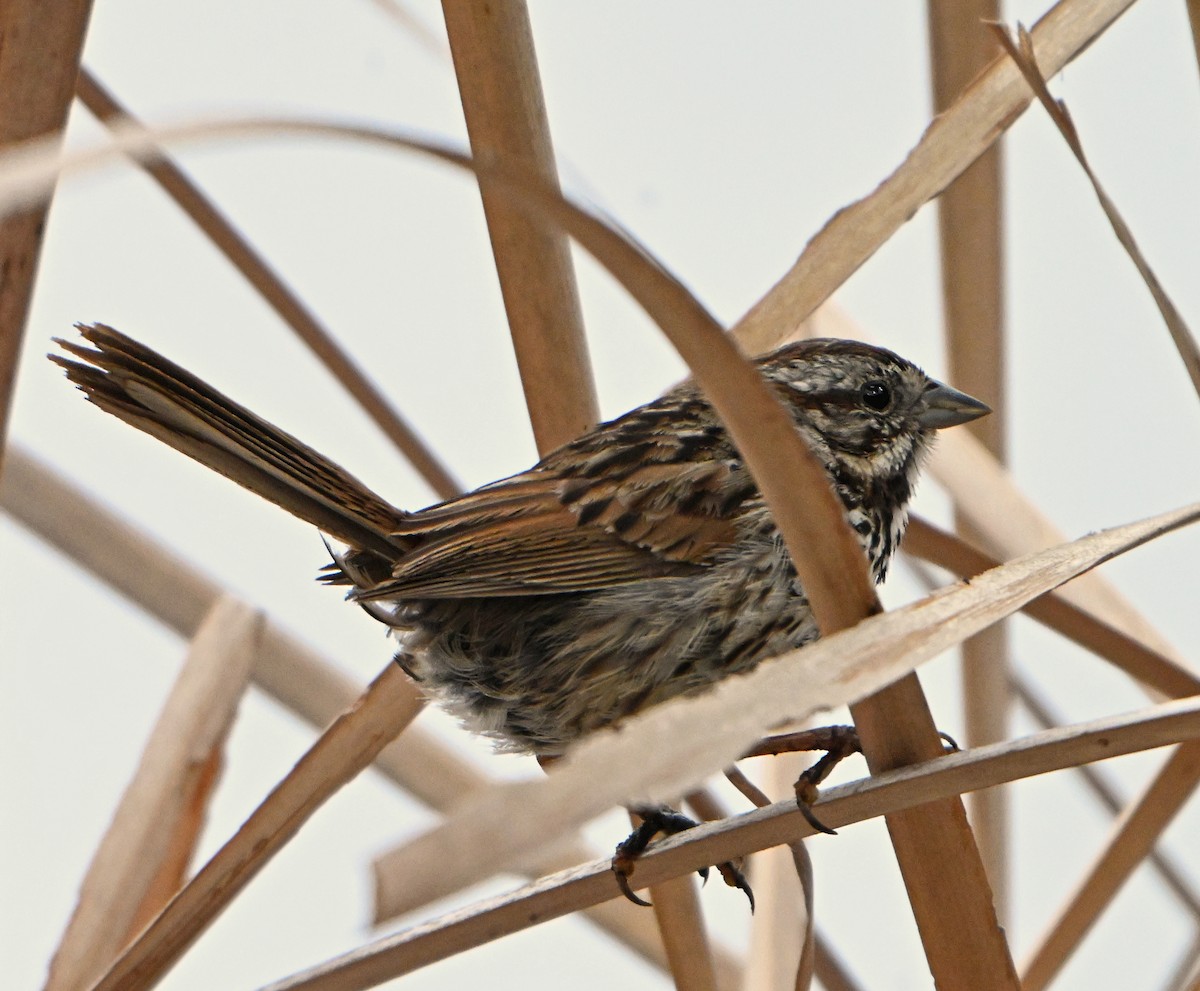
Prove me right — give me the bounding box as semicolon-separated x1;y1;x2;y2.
612;804;754;910
539;756;751;908
741;725;960;834
741;725;862;835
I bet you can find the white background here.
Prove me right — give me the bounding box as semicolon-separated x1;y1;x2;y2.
4;2;1200;989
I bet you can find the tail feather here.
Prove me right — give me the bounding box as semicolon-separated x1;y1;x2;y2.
53;323;409;561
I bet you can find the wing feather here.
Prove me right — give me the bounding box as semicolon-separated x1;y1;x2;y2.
359;459;745;599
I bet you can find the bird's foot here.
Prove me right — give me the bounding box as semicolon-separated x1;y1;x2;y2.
612;805;754;911
745;724;960;833
742;724;863;835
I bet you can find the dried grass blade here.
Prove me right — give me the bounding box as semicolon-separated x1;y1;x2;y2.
371;502;1200;920
621;802;721;991
367;0;448;58
812;937;864;991
903;516;1200;700
265;695;1200;991
1169;933;1200;991
992;23;1200;400
929;427;1191;668
644;874;718;991
87;664;423;991
44;596;257;991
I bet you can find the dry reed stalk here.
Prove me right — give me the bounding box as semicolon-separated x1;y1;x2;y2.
262;694;1200;991
905;550;1200;938
644;873;719;991
439;4;718;977
1020;741;1200;990
928;428;1191;668
810;939;864;991
1190;0;1200;79
367;0;449;58
928;0;1012;916
43;597;256;991
739;755;815;991
73;68;462;500
442;0;598;450
1173;935;1200;991
0;0;92;465
88;663;423;991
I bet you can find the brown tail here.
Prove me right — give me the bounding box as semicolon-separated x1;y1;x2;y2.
52;323;409;561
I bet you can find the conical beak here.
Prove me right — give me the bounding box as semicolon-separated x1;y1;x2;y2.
917;381;992;430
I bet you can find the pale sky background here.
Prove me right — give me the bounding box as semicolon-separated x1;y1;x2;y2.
4;2;1200;989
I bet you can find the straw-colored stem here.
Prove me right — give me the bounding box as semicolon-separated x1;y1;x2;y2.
1166;930;1200;991
0;0;92;467
87;662;423;991
441;0;598;451
647;874;719;991
440;4;711;979
994;23;1200;400
44;597;257;991
740;755;814;991
1189;0;1200;84
811;937;865;991
928;0;1012;918
850;678;1018;988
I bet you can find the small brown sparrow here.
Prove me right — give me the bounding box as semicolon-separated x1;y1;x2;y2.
55;323;988;759
56;323;988;904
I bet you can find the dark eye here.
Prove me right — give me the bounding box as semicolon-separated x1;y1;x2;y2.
861;380;891;411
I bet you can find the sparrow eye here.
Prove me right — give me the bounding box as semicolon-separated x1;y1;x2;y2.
861;380;891;411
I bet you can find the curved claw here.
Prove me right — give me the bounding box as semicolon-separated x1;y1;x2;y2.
798;798;839;836
613;862;654;907
938;730;961;753
613;807;755;910
717;861;756;912
795;778;838;835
